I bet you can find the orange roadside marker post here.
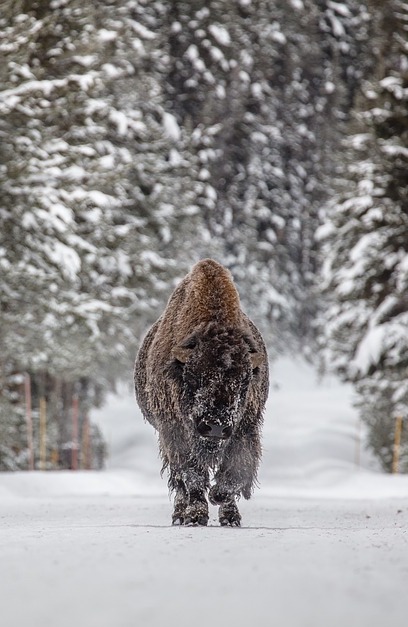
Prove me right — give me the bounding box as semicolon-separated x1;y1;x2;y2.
72;394;79;470
392;415;403;474
39;397;47;470
81;415;91;470
24;374;34;470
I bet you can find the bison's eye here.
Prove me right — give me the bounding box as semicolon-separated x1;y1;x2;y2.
167;359;184;380
172;335;198;364
182;337;197;349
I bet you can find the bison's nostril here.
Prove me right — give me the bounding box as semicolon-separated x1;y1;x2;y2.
197;421;213;436
222;425;232;438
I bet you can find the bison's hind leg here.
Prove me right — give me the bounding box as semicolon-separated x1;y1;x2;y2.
208;485;242;527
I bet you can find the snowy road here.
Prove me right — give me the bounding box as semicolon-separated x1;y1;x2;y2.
2;359;408;626
1;489;408;627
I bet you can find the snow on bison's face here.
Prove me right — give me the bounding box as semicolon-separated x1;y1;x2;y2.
169;323;264;441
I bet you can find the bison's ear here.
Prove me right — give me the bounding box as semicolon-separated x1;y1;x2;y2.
250;352;264;369
172;346;193;364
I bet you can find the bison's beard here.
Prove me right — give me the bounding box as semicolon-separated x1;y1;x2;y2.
187;428;227;470
199;435;224;452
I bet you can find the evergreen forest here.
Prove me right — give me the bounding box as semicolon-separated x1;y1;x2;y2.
1;0;407;472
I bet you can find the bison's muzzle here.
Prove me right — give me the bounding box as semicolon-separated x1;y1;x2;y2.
196;419;233;440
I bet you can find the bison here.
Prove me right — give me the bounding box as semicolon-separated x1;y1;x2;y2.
134;259;269;526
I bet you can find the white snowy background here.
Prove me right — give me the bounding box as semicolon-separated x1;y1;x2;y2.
1;357;407;627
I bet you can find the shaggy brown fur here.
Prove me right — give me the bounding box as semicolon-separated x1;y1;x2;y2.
134;259;269;526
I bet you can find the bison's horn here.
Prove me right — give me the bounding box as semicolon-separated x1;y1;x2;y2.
250;352;264;369
172;346;193;363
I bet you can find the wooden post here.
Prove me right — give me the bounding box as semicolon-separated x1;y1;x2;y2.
24;374;34;471
72;394;79;471
81;415;90;470
39;397;47;471
392;415;403;474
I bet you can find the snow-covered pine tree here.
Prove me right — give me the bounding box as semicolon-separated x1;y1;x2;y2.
0;0;203;468
159;0;370;352
319;0;408;471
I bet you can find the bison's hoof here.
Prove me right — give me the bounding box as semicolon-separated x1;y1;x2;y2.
220;517;241;527
184;515;209;526
219;502;241;527
172;515;185;526
183;503;209;526
172;500;187;526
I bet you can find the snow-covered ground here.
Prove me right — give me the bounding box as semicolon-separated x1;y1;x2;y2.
1;358;407;627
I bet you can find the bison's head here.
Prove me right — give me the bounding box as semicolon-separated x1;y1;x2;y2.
169;323;264;441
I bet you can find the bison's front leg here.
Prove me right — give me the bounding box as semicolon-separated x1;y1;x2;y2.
183;465;210;526
209;423;262;527
208;485;241;527
160;424;210;526
171;479;188;526
170;464;209;526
